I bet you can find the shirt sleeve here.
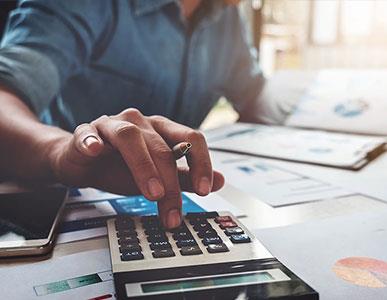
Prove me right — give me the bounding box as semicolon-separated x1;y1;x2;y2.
0;0;112;115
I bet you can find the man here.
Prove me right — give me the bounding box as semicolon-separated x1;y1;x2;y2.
0;0;265;228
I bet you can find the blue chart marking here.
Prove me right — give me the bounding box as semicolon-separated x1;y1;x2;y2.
60;194;205;233
237;166;255;174
254;164;270;172
334;99;369;118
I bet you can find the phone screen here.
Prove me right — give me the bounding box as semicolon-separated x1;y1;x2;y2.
0;187;67;243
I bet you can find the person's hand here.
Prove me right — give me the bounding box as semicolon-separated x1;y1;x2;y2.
49;108;224;229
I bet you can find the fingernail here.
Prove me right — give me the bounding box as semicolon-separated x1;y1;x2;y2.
83;136;99;148
198;177;211;195
148;178;164;198
167;209;181;229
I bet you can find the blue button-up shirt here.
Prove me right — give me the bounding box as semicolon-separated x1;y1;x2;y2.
0;0;264;130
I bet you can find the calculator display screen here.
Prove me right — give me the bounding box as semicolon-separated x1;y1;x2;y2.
142;271;274;294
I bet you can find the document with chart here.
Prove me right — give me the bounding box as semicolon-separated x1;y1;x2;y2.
206;123;385;170
286;69;387;135
211;151;353;207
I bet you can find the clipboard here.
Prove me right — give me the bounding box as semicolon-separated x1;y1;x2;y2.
206;123;386;170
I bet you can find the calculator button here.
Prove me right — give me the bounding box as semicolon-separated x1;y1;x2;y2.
215;216;233;223
118;235;139;244
186;212;219;219
230;234;251;244
188;217;207;225
219;221;238;229
145;227;164;236
149;241;172;250
207;243;229;253
176;239;197;248
119;243;142;252
224;227;244;236
193;223;212;232
202;236;223;245
197;229;218;239
115;220;135;230
152;248;176;258
180;246;203;256
116;229;137;238
120;251;144;261
173;231;193;240
141;215;158;223
147;233;168;243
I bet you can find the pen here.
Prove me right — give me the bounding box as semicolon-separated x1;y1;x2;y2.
172;142;192;160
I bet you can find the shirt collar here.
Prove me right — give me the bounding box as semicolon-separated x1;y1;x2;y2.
133;0;176;16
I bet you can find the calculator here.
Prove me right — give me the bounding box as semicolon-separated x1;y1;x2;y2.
107;211;318;300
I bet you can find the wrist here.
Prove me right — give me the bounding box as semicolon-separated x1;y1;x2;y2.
37;128;72;183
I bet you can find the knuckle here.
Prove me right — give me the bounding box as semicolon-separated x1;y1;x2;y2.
149;115;167;123
74;123;91;135
187;130;205;143
92;115;109;126
164;190;181;201
133;157;154;173
114;123;140;138
120;108;143;121
153;145;174;162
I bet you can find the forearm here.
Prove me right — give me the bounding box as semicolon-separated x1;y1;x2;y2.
0;87;70;182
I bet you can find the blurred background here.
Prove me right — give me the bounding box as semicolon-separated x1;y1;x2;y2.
2;0;387;129
202;0;387;129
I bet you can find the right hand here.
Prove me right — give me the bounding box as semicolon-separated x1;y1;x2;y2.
49;108;224;229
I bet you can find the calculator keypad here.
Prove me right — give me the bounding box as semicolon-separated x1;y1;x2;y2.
113;212;252;262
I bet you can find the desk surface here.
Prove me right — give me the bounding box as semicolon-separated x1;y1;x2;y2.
2;70;387;298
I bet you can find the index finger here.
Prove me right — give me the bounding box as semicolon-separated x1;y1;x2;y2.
150;116;213;196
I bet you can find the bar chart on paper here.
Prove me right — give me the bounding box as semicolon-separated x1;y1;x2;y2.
211;152;354;207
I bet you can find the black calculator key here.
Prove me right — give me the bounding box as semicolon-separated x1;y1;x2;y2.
207;243;229;253
145;227;164;236
115;220;135;230
152;248;176;258
230;234;251;244
116;229;137;238
180;246;203;256
186;212;219;219
202;236;223;245
197;229;218;239
173;231;193;240
119;243;142;252
118;235;139;244
189;217;207;225
224;227;244;236
141;215;158;223
193;223;212;232
121;251;144;261
147;233;168;243
150;241;172;250
176;238;197;248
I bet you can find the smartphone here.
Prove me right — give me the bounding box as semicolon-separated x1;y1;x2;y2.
0;186;68;257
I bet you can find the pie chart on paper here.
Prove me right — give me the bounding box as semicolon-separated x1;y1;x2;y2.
333;257;387;288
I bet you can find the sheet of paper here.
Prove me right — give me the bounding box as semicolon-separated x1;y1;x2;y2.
286;69;387;135
206;123;385;169
58;189;242;244
254;210;387;300
211;151;353;207
0;249;115;299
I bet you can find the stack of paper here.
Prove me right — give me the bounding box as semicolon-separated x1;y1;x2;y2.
207;123;385;170
286;69;387;135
